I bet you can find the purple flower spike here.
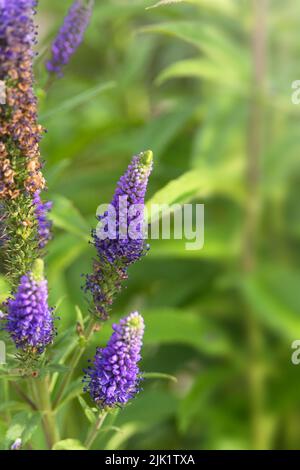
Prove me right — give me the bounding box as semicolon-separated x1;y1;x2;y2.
84;312;144;408
85;151;153;320
95;150;153;264
33;190;53;249
5;260;55;354
46;0;93;77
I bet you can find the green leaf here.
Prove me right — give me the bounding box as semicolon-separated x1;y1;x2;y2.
5;412;28;442
21;413;41;444
147;0;186;7
41;81;115;120
140;22;249;74
178;368;231;432
0;401;29;413
241;271;300;340
52;439;87;450
143;309;232;355
56;378;84;411
147;0;236;15
104;423;140;451
146;161;244;221
143;372;178;383
78;396;96;424
156;58;246;91
75;306;85;330
47;234;88;275
0;276;10;303
50;194;89;241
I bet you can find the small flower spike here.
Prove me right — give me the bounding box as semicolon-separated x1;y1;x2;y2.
85;151;153;320
33;190;53;249
84;312;145;408
4;259;55;355
46;0;93;78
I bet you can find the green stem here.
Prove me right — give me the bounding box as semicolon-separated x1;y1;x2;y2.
84;411;108;449
53;318;98;409
12;381;37;411
243;0;268;450
2;380;10;423
31;377;59;450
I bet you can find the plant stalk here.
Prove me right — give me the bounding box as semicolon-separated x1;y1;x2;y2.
53;318;99;409
84;411;108;449
243;0;268;450
31;376;59;449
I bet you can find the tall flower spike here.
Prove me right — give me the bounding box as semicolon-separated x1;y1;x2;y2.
33;190;53;249
46;0;93;78
85;150;153;320
0;0;45;198
0;0;46;285
4;259;55;355
84;312;144;408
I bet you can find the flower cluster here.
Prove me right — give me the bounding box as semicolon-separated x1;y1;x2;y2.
85;151;153;319
0;0;151;437
46;0;93;77
0;0;45;199
95;150;153;264
4;260;55;354
84;312;144;408
33;190;53;249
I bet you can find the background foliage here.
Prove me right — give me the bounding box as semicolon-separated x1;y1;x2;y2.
1;0;300;450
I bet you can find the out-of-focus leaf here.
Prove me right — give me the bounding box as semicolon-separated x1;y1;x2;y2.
141;22;249;74
5;412;28;442
104;423;140;451
156;58;247;91
52;439;86;450
22;414;41;444
117;389;178;428
146;160;244;220
143;372;178;383
50;194;89;241
241;271;300;340
41;81;115;120
147;0;236;15
178;368;231;432
143;309;232;355
0;401;29;413
56;377;84;411
0;276;9;303
47;234;88;275
78;396;96;424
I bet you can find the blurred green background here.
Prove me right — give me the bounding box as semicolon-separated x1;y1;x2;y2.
3;0;300;450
